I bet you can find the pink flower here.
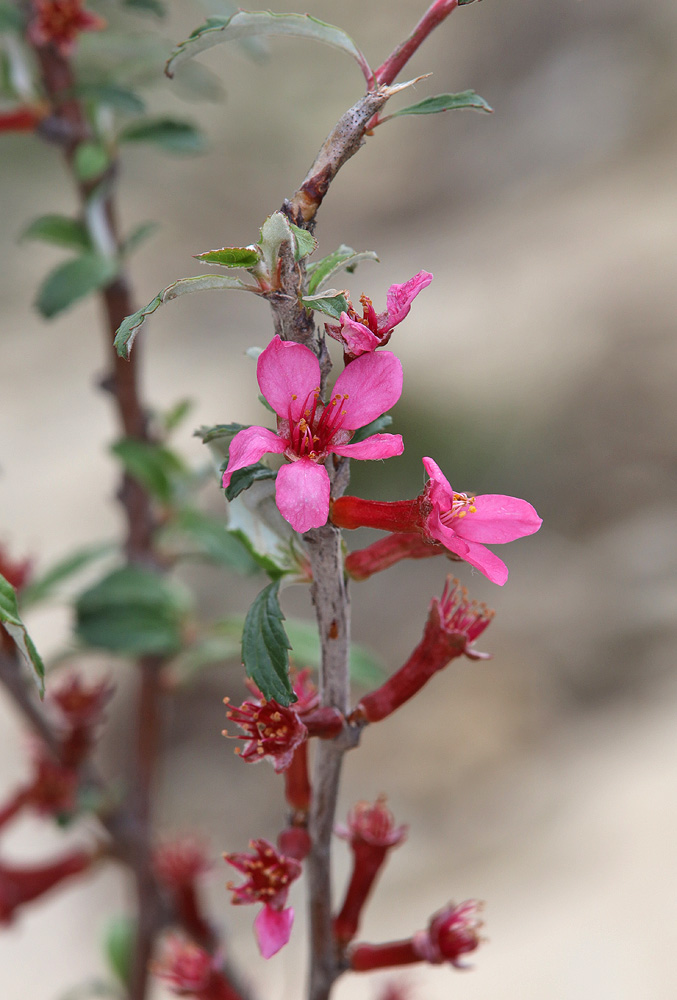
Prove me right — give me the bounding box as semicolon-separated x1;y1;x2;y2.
222;336;403;533
326;271;433;359
332;457;542;586
28;0;106;56
224;839;302;958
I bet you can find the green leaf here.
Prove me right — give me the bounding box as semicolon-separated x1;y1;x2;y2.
225;462;276;501
21;214;91;253
21;543;115;608
197;421;249;445
36;253;118;319
74;141;110;181
194;246;261;269
123;0;165;16
288;223;317;261
388;90;493;119
73;83;146;114
168;507;259;574
114;274;257;359
306;245;379;295
162;397;193;434
76;566;188;656
118;117;206;153
225;480;302;580
350;413;393;445
218;615;385;688
242;580;294;704
0;572;45;695
120;221;158;258
110;438;186;504
300;289;351;321
103;915;135;988
0;4;23;32
257;211;293;280
166;10;371;82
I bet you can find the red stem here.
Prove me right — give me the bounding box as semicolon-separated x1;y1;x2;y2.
349;939;421;972
375;0;461;87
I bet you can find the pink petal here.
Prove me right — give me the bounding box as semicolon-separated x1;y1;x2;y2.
222;426;285;488
257;336;321;422
422;456;455;507
454;495;543;544
275;460;330;532
460;540;509;586
337;314;380;356
378;270;433;332
254;905;294;959
331;432;404;460
332;351;403;428
426;509;470;559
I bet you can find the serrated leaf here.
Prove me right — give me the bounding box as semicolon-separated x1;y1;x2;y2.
300;289;350;321
73;83;146;114
225;461;276;501
103;915;135;987
168;507;259;574
110;438;186;504
0;4;23;32
242;580;294;704
388;90;493;119
166;10;371;82
36;253;119;319
118;117;206;153
288;223;317;261
350;413;393;445
21;214;91;252
120;221;158;258
194;245;260;269
75;566;188;656
0;573;45;695
21;543;115;608
306;245;379;295
114;274;257;359
74;141;110;181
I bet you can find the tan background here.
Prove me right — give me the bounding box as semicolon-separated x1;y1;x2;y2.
1;0;677;997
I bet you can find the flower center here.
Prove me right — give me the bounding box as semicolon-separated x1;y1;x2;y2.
286;388;350;461
439;492;477;525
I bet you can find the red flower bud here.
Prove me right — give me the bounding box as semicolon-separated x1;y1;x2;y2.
334;797;407;945
353;579;493;724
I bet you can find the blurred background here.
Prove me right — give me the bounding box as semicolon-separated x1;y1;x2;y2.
1;0;677;996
